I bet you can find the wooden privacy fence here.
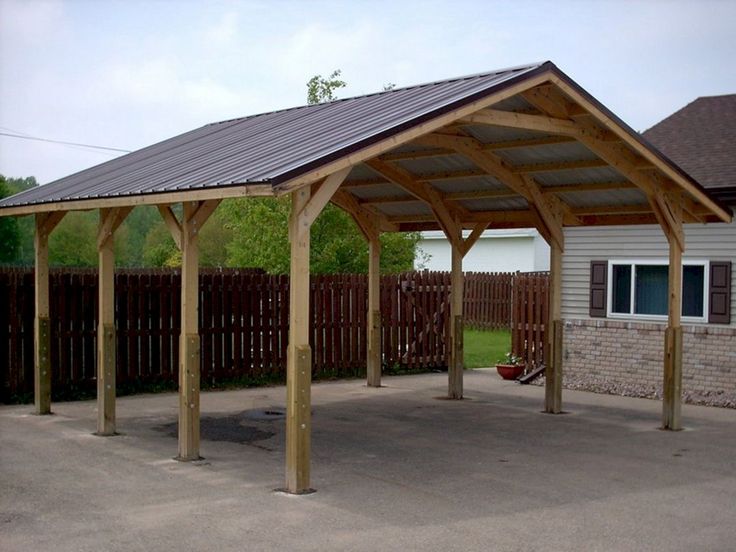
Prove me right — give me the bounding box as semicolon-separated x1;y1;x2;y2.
511;272;550;369
0;268;544;400
0;268;516;401
463;272;513;330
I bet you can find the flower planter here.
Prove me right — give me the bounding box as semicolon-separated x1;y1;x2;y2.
496;363;525;380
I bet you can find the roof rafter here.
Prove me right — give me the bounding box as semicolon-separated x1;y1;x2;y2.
365;158;465;246
414;133;567;249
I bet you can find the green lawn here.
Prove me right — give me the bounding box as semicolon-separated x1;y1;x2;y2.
463;329;511;369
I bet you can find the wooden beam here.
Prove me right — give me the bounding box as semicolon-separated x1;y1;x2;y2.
95;207;130;435
342;178;389;188
419;133;564;251
297;167;351;230
448;241;464;399
548;75;731;223
365;158;464;247
444;189;520;201
0;184;273;218
157;205;182;249
459;108;583;136
460;222;489;257
177;201;203;461
97;207;133;249
386;210;537;225
542;181;636;194
662;196;684;431
366;235;381;387
33;212;65;415
569;203;652;216
545;240;563;413
379;147;454;161
189;199;221;234
330;189;388;239
359;195;420;207
286;187;313;494
484;135;576;150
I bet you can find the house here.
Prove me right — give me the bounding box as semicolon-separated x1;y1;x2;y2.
562;95;736;399
416;228;550;272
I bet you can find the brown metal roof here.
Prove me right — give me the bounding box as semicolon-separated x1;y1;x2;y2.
0;62;546;210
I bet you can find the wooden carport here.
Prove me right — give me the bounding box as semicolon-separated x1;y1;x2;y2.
0;61;730;494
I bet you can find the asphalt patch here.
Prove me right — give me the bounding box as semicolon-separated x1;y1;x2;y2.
155;411;276;445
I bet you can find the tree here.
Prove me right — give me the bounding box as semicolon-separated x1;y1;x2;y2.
0;177;21;263
306;69;347;104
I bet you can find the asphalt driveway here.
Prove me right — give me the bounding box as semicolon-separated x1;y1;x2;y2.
2;370;735;551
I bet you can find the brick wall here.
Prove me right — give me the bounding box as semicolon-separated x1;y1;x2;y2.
563;319;736;394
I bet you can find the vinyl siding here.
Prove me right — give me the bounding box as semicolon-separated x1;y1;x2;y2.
561;212;736;326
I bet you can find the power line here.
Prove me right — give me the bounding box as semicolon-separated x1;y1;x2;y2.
0;131;131;153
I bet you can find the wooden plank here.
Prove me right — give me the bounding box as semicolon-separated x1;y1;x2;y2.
545;242;563;414
33;212;64;414
286;187;313;494
448;245;464;398
178;201;202;461
96;207;127;435
0;184;273;217
662;224;684;430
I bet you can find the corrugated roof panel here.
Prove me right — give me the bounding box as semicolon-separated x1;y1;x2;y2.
460;196;529;211
558;188;648;208
398;153;476;175
535;166;625;186
463;124;549;144
345;183;408;200
374;201;432;217
496;141;599;165
432;176;507;194
0;62;546;209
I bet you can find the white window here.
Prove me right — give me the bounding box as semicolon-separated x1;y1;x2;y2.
607;260;708;322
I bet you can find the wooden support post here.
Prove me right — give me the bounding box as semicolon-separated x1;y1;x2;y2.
662;234;684;430
545;240;563;413
366;234;382;387
448;243;464;399
95;207;130;435
286;187;313;493
34;218;51;415
33;212;64;415
178;201;202;460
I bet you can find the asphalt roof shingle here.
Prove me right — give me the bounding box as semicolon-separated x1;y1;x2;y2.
643;94;736;190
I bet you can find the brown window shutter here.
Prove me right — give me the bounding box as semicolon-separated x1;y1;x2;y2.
589;261;608;318
709;261;731;324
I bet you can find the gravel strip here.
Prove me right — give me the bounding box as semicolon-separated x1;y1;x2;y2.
529;373;736;409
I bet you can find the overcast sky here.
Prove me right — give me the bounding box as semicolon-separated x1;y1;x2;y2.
1;0;734;185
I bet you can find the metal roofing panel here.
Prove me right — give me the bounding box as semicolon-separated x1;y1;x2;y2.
397;153;476;175
495;141;599;165
558;188;648;208
460;197;529;211
534;166;625;186
0;62;546;209
463;124;548;144
374;201;432;217
345;183;408;200
431;177;506;194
